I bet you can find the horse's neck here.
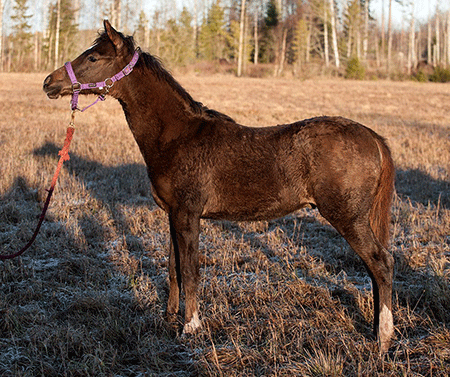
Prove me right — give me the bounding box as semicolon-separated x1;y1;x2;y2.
117;69;198;159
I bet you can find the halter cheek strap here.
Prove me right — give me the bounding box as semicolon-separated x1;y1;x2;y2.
64;48;140;111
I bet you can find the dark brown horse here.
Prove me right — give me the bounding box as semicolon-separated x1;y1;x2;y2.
43;21;395;353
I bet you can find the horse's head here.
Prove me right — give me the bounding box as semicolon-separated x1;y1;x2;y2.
43;20;136;100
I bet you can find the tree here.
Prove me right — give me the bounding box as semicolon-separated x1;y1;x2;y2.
259;0;279;64
46;0;78;69
10;0;33;70
0;0;4;71
406;1;415;74
330;0;340;68
344;0;362;59
159;8;195;66
198;0;227;61
135;10;150;49
237;0;247;76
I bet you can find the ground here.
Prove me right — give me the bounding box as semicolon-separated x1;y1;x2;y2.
0;73;449;376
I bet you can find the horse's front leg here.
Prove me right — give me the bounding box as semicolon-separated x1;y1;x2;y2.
169;210;201;335
166;237;180;323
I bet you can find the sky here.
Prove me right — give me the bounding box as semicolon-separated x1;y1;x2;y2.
2;0;450;34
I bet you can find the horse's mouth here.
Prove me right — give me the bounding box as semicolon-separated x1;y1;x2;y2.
44;86;72;99
46;90;61;99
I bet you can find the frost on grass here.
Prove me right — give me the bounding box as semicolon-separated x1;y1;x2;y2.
1;74;449;376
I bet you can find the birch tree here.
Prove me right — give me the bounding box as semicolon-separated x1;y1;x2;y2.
324;0;329;67
435;12;440;65
363;0;369;61
0;0;4;72
387;0;392;73
447;11;450;67
407;1;415;74
237;0;247;76
54;0;60;69
330;0;339;68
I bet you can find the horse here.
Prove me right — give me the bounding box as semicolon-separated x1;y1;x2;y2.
43;20;395;353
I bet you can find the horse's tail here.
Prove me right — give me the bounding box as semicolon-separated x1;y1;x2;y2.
370;137;395;249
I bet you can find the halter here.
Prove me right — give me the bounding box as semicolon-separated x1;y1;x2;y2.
64;48;140;111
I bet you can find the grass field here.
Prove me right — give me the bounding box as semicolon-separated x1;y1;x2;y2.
1;72;449;376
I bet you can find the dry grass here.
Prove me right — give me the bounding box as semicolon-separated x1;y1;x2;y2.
1;72;449;376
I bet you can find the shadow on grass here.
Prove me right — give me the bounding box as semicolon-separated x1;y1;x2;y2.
33;142;157;251
0;143;200;376
2;142;448;375
396;168;450;209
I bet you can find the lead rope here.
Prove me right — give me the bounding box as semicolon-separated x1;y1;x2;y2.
0;112;76;261
1;49;141;261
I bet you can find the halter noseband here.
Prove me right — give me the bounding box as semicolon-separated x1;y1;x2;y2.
64;48;140;111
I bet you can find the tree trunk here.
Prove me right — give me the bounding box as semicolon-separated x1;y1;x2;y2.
54;0;61;70
363;0;369;61
447;11;450;67
279;27;287;74
407;2;415;75
387;0;392;74
436;13;440;65
329;0;339;68
193;0;198;59
347;24;352;58
254;6;258;65
34;32;38;71
306;11;311;63
324;0;329;67
428;21;432;64
0;0;3;72
381;0;385;65
237;0;246;77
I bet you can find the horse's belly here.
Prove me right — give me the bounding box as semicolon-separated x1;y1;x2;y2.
202;186;312;221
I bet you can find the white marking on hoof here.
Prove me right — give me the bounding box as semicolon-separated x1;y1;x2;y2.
182;311;201;335
379;305;394;353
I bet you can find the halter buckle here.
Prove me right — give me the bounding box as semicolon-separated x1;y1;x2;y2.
72;82;81;92
104;77;114;89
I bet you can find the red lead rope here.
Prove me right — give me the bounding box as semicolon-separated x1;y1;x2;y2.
0;114;75;261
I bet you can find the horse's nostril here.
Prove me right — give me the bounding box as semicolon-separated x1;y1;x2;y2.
43;75;52;88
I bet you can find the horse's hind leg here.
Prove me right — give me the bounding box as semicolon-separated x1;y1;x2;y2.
324;214;394;353
348;222;393;352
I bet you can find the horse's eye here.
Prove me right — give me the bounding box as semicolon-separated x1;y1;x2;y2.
88;55;97;62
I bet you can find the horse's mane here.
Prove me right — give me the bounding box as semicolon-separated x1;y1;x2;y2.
94;31;235;123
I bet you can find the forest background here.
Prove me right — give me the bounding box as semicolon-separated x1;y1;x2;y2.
1;0;450;81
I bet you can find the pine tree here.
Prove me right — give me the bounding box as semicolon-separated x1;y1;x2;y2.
10;0;32;70
198;0;226;61
259;0;279;64
159;8;195;66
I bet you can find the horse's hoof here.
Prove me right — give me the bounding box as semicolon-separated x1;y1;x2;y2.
378;305;394;354
182;311;201;336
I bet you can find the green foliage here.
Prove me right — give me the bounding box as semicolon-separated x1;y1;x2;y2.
429;66;450;83
265;0;279;28
412;69;428;83
293;18;308;65
11;0;32;41
345;56;365;80
46;0;78;66
198;0;227;61
10;0;32;68
258;0;281;64
159;8;195;66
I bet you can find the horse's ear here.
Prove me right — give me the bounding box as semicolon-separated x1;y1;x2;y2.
104;19;124;53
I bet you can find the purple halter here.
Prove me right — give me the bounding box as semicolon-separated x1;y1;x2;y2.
64;48;140;111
